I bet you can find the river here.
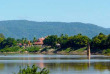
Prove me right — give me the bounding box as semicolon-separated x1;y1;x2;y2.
0;54;110;74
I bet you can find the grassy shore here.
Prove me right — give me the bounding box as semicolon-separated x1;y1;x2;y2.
0;46;110;55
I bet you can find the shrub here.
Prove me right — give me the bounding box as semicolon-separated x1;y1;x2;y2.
41;47;49;52
25;46;41;52
0;46;21;52
102;49;110;54
75;47;87;52
64;48;72;52
17;65;49;74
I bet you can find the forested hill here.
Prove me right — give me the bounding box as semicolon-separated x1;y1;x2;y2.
0;20;110;39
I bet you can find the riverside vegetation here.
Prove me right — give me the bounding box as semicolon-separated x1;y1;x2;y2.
0;33;110;55
16;65;49;74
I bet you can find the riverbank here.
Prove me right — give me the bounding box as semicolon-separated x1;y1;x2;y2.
0;49;102;55
0;46;109;55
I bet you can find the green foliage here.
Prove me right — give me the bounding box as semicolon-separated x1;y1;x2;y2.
0;46;21;52
25;46;41;52
43;33;110;54
0;32;110;54
0;33;5;45
68;34;90;48
0;37;4;44
19;49;26;53
75;47;87;52
64;48;72;52
17;39;22;43
106;34;110;48
24;38;28;44
43;35;58;47
16;38;29;45
44;34;90;50
102;49;110;54
41;47;48;52
0;33;5;39
0;37;17;48
33;37;37;43
21;38;28;44
17;65;49;74
58;34;69;48
91;33;108;52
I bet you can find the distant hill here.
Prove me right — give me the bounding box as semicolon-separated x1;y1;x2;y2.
0;20;110;40
106;28;110;31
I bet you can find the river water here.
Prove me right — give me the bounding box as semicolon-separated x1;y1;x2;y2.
0;54;110;74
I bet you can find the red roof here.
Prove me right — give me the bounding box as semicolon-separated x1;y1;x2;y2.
38;38;45;41
34;37;45;45
34;42;43;45
19;43;22;46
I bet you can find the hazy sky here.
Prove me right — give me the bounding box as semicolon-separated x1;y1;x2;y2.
0;0;110;28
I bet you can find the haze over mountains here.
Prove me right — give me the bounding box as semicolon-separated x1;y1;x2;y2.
0;20;110;40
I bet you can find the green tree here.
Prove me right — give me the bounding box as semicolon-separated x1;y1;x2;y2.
0;33;5;44
0;37;17;48
58;34;69;48
0;37;4;44
33;37;37;43
43;35;58;47
24;38;28;44
0;33;5;39
106;34;110;48
16;39;22;43
68;34;90;48
91;33;107;52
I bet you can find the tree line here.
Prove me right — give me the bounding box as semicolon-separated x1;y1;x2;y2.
0;33;37;49
43;33;110;53
0;33;110;53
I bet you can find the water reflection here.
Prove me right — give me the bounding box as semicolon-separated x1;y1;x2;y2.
0;63;4;70
94;62;110;71
0;54;110;74
38;55;44;68
87;55;91;68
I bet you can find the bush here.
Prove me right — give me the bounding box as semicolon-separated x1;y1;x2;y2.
20;49;26;53
75;47;87;52
102;49;110;54
25;46;41;52
0;46;21;52
17;65;49;74
41;47;48;52
63;48;72;53
41;46;52;52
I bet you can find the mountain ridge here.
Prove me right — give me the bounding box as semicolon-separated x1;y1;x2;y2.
0;20;109;39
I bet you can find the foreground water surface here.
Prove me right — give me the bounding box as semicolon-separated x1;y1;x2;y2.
0;54;110;74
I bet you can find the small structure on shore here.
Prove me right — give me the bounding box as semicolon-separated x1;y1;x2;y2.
56;43;61;48
28;40;31;47
87;42;91;57
33;37;45;46
18;43;22;47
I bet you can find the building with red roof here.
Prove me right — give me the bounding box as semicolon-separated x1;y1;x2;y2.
33;37;45;45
